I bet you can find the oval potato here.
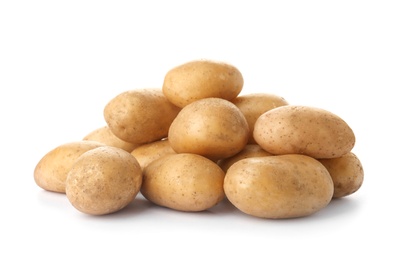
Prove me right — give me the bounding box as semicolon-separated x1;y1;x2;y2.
224;154;334;219
66;146;143;215
141;153;225;212
104;88;181;144
318;152;364;198
33;140;106;193
162;59;244;108
253;105;355;158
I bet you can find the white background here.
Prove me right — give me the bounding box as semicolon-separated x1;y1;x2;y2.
1;1;417;259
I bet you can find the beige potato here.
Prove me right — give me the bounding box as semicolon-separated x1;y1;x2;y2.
232;93;289;144
33;140;106;193
162;59;244;108
168;98;249;161
224;154;334;219
217;144;273;172
253;105;355;159
141;153;225;212
66;146;143;215
104;88;181;144
83;125;138;152
318;152;364;198
130;139;176;169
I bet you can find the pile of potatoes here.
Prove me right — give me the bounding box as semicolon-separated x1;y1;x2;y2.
34;59;364;219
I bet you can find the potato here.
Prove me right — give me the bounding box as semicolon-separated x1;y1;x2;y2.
141;153;225;212
66;146;143;215
104;88;181;145
253;105;355;159
130;139;176;169
224;154;334;219
83;125;138;152
162;59;244;108
318;152;364;198
217;144;273;172
33;140;105;193
231;93;289;144
168;97;249;161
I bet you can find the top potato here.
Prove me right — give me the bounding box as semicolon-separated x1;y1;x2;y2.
162;59;244;107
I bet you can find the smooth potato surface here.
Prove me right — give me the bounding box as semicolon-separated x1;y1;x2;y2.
232;93;289;144
130;139;176;169
33;140;105;193
104;88;181;144
141;153;225;212
253;105;355;159
162;59;244;107
168;98;249;161
66;146;143;215
319;152;364;198
83;125;138;152
217;144;273;172
224;154;334;219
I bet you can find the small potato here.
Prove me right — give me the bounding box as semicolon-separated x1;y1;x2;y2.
168;98;249;161
130;139;176;169
224;154;334;219
318;152;364;198
162;59;244;108
217;144;273;172
83;125;138;152
231;93;289;144
253;105;355;159
104;88;181;145
66;146;143;215
33;140;105;193
141;153;225;212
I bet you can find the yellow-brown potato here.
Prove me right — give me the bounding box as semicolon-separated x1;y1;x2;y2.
33;140;106;193
168;98;249;161
224;154;334;219
141;153;225;212
253;105;355;159
162;59;244;108
318;152;364;198
130;139;176;169
83;125;138;152
66;146;143;215
104;88;181;144
217;144;273;172
232;93;289;144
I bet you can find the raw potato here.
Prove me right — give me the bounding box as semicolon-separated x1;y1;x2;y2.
104;88;181;144
168;97;250;161
217;144;273;172
66;146;143;215
319;152;364;198
130;139;176;169
253;105;355;159
232;93;289;144
33;140;105;193
162;59;244;108
141;153;225;212
224;154;334;219
83;125;138;152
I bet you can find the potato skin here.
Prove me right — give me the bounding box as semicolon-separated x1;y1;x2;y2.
65;146;143;215
253;105;355;159
103;88;181;145
318;152;364;198
231;93;289;144
33;141;105;193
83;125;138;152
130;139;176;169
141;153;225;212
168;98;249;161
217;144;273;172
162;59;244;108
224;154;334;219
